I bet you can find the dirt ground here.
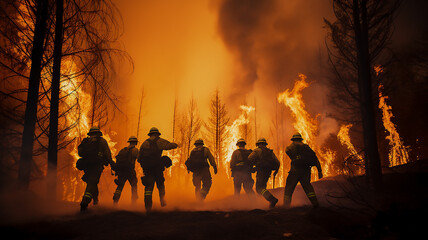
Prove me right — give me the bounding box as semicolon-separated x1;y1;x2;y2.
1;169;427;240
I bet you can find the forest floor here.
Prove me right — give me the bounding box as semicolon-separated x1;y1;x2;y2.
1;160;427;240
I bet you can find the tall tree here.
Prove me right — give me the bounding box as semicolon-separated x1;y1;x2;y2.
324;0;401;189
18;0;49;189
205;89;229;170
47;0;64;198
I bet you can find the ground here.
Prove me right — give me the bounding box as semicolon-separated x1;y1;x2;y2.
1;163;427;240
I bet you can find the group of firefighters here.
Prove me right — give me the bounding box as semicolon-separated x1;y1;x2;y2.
76;126;323;212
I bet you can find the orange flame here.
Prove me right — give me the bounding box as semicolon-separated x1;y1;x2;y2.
378;84;410;166
223;105;255;177
375;65;410;167
277;74;335;177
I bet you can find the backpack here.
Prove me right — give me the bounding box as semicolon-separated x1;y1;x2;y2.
76;137;101;170
258;147;279;171
139;137;163;171
231;149;252;172
185;147;209;172
287;143;318;168
115;146;135;171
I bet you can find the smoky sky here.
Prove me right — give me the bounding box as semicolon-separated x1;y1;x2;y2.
216;0;334;108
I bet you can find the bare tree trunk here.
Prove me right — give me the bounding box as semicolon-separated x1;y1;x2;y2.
47;0;64;199
136;87;144;139
353;0;382;190
18;0;49;189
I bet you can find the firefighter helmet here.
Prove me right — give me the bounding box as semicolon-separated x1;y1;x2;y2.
291;133;303;141
87;126;102;136
148;127;161;136
128;136;138;142
256;138;268;146
236;138;246;146
194;138;204;146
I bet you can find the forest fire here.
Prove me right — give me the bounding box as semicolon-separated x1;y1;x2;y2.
277;74;335;178
378;84;410;167
337;124;364;174
60;61;118;202
376;65;410;167
223;105;255;177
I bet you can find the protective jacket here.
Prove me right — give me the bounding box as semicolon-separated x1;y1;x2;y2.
138;136;178;211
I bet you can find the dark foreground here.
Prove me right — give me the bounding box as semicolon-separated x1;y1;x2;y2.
1;167;427;240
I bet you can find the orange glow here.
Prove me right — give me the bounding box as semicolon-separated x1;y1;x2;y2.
378;84;410;167
375;65;410;167
277;74;335;177
223;105;255;177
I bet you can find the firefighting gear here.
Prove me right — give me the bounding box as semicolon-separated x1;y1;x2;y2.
113;145;139;204
138;133;178;212
192;167;212;200
77;135;114;171
248;143;280;207
185;146;216;173
230;148;254;195
77;135;113;211
255;170;278;208
148;127;161;136
286;141;320;169
283;171;319;208
232;171;254;195
87;126;102;136
256;138;268;146
128;136;138;142
161;155;173;169
291;133;303;141
236;138;246;146
187;145;217;200
141;171;166;211
248;145;280;172
194;138;204;146
80;167;102;211
113;171;138;203
283;139;322;208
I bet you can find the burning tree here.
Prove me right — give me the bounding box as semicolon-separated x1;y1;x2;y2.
0;0;131;197
278;74;336;179
204;89;229;172
324;0;402;189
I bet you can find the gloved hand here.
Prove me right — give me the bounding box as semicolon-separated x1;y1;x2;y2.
213;166;218;174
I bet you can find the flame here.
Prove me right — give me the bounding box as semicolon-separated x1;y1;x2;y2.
60;60;118;201
378;84;410;166
223;105;255;177
375;65;410;167
277;74;335;177
337;124;363;161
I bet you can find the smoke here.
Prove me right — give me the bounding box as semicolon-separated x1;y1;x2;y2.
215;0;337;139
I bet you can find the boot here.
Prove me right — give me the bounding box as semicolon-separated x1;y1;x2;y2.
80;203;88;212
283;195;292;208
269;196;278;209
160;196;167;207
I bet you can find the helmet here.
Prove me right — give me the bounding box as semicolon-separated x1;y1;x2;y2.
128;136;138;142
194;138;204;145
148;127;161;136
162;156;172;168
256;138;268;146
236;138;246;146
291;133;303;141
87;126;102;136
